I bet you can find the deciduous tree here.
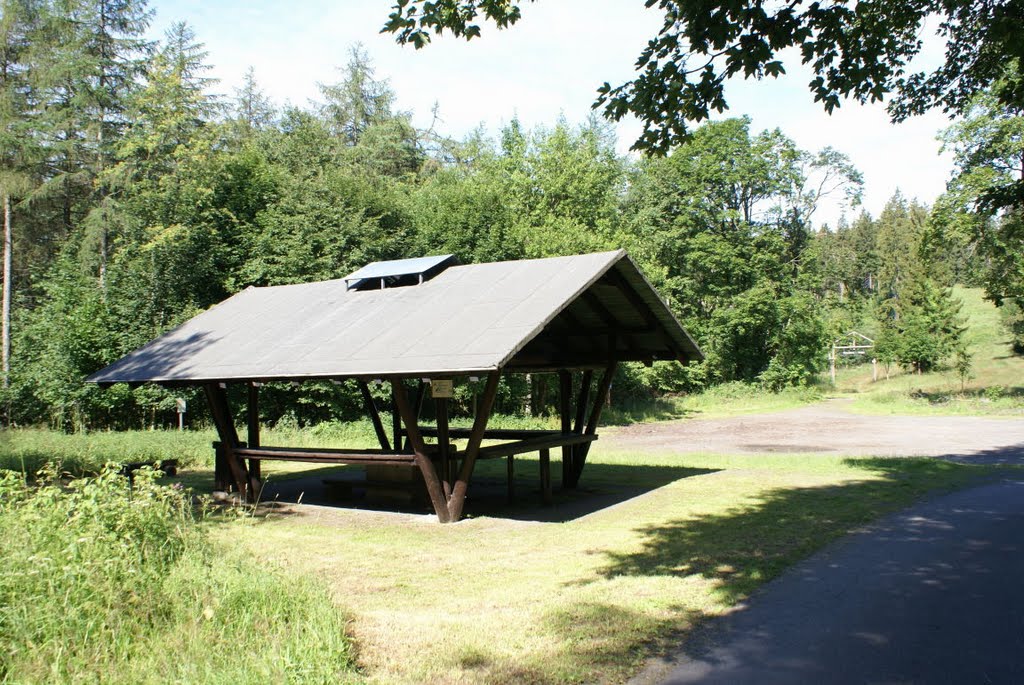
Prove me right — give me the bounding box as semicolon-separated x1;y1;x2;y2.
383;0;1023;163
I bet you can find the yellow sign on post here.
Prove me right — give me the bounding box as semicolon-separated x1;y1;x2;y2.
430;379;453;398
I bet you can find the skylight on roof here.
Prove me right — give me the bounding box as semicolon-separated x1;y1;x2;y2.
343;254;457;291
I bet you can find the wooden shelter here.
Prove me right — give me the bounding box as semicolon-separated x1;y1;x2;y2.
87;250;702;522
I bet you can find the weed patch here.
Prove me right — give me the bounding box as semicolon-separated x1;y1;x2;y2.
0;466;358;684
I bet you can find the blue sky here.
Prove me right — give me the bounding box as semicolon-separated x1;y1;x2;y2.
148;0;956;229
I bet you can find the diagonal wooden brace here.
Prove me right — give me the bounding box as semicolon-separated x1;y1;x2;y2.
392;378;450;523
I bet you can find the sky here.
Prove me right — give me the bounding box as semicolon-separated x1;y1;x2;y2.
148;0;958;229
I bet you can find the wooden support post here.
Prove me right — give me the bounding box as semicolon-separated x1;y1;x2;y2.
507;454;514;503
561;369;592;490
569;362;617;487
212;441;228;491
573;370;593;433
246;382;261;494
414;380;427;417
359;380;392;451
447;370;500;522
203;383;250;501
540;448;551;505
392;379;450;523
391;389;402;453
558;370;572;487
402;381;427;451
435;395;451;492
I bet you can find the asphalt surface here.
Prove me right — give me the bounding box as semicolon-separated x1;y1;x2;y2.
644;477;1024;685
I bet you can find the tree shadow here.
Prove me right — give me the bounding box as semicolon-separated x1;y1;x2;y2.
591;457;996;605
938;441;1024;465
444;602;702;684
602;397;700;426
907;386;1024;403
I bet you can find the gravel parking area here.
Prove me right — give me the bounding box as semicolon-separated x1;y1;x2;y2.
605;399;1024;464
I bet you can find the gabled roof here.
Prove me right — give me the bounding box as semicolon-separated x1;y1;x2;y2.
87;250;702;386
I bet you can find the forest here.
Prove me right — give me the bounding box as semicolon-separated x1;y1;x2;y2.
1;0;1018;432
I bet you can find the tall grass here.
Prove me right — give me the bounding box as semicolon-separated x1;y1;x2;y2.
0;466;358;684
0;428;216;475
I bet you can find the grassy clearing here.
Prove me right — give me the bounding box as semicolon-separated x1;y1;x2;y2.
0;467;358;684
602;383;823;426
831;287;1024;416
672;382;823;418
222;445;996;684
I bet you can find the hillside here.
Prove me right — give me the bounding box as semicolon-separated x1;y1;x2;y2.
832;287;1024;415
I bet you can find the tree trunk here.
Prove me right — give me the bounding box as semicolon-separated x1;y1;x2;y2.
2;191;11;391
97;0;108;290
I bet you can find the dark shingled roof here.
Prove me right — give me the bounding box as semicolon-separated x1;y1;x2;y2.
87;250;702;385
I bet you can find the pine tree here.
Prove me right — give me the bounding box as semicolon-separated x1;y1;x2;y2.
318;45;397;146
31;0;152;283
231;66;275;137
888;271;967;373
874;193;968;373
875;193;929;298
111;20;218;181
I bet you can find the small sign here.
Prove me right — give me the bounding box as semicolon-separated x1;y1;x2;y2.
430;380;453;398
175;398;187;414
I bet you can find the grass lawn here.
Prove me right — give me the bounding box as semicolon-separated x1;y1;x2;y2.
830;287;1024;416
205;445;999;684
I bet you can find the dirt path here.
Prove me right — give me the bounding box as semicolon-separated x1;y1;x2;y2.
604;398;1024;464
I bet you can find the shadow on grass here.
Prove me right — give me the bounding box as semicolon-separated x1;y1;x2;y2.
448;602;702;685
181;460;719;523
602;397;698;426
468;461;718;522
591;457;995;605
905;386;1024;403
938;441;1024;466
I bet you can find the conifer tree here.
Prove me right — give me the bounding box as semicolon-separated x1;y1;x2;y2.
874;194;968;372
0;0;42;390
318;44;397;146
231;66;275;137
32;0;151;284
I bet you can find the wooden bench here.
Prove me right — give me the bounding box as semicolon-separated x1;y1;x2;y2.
120;459;179;481
412;428;598;503
479;433;597;505
232;446;418;468
231;446;427;506
418;427;564;441
232;432;596;507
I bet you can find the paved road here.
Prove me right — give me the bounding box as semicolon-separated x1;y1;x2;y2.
642;477;1024;685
